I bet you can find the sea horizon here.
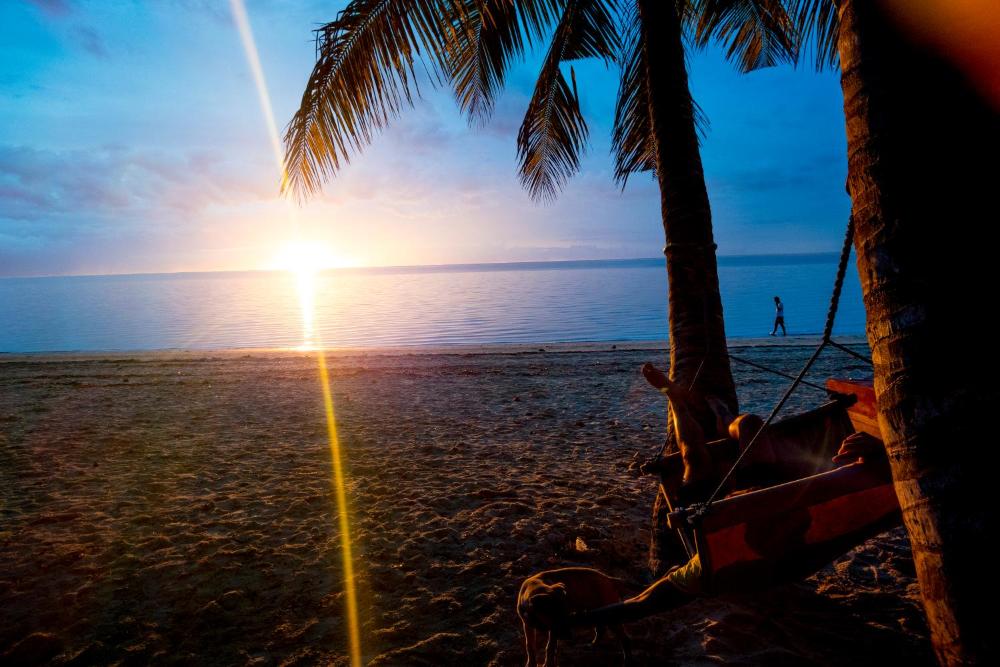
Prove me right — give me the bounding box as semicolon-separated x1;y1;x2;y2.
0;253;864;354
0;252;841;281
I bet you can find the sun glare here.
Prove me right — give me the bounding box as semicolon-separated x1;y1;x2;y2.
230;1;363;664
272;241;358;275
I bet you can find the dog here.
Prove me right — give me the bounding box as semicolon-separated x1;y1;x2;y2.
517;567;635;666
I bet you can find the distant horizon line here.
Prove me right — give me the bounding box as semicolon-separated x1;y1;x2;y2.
1;251;843;280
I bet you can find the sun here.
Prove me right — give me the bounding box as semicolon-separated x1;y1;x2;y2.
270;240;358;274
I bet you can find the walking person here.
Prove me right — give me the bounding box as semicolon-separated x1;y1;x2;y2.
770;296;786;336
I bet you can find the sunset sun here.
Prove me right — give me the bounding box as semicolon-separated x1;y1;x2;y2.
270;240;358;274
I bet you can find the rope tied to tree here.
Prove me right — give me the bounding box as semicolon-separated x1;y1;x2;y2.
663;241;718;257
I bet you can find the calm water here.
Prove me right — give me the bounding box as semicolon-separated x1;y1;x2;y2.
0;255;865;353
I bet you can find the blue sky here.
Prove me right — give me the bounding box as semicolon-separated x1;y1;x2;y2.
0;0;851;277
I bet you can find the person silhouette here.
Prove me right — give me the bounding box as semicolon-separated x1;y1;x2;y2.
770;296;786;336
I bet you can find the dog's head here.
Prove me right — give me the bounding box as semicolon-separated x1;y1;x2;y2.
523;583;570;635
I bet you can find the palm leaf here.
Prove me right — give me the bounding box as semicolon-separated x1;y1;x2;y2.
611;5;708;187
611;7;653;185
517;0;619;201
282;0;469;199
789;0;838;70
693;0;798;73
447;0;561;125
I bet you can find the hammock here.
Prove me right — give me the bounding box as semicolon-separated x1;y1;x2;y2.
656;217;901;593
659;379;900;593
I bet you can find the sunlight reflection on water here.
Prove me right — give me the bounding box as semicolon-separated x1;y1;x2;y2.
0;257;865;353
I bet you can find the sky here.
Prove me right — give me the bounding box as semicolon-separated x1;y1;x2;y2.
0;0;852;277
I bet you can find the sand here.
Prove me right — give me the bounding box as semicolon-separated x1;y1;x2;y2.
0;340;933;665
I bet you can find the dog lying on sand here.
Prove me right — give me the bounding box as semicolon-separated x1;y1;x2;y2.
517;567;635;666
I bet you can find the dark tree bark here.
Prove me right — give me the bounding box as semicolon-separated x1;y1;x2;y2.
837;1;999;663
637;0;737;413
638;0;738;575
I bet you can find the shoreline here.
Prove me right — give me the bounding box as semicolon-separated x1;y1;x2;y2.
0;334;869;362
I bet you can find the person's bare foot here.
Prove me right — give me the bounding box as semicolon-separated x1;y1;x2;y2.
641;362;670;391
641;364;705;415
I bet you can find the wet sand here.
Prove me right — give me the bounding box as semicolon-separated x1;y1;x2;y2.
0;341;932;665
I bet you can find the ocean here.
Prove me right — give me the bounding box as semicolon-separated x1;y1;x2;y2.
0;254;865;353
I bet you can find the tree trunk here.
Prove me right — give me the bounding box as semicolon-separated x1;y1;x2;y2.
638;0;738;575
837;1;998;663
637;0;736;409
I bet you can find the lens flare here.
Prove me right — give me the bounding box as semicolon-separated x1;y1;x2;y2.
229;0;288;189
295;270;316;351
229;2;362;664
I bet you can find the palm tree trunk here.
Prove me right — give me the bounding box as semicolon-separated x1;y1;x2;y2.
637;0;737;410
638;0;738;576
837;1;998;663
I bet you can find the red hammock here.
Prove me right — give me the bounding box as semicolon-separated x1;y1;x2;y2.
659;379;901;594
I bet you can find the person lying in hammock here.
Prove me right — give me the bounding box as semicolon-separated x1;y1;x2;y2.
565;363;887;628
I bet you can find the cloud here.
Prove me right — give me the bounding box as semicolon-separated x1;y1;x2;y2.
0;144;273;237
26;0;71;17
165;0;235;25
0;142;296;275
23;0;111;59
70;25;108;58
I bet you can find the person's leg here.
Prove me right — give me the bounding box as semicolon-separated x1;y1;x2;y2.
641;363;713;485
780;320;786;335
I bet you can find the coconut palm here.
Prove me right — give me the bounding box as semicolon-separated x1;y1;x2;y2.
793;1;997;663
284;0;795;404
283;0;796;571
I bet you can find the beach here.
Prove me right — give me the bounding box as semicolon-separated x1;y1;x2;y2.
1;339;932;665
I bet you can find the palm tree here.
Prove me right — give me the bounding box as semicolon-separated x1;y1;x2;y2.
793;1;997;663
283;0;796;570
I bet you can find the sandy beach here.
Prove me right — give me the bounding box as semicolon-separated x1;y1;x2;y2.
1;340;932;665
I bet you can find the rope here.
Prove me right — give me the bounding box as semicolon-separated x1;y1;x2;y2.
663;241;718;255
700;343;828;508
823;217;856;341
695;217;858;513
727;354;830;392
828;339;874;366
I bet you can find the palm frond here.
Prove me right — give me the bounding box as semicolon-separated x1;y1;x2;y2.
517;0;620;201
611;8;653;185
611;6;708;187
789;0;838;71
447;0;561;125
693;0;798;73
282;0;467;199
